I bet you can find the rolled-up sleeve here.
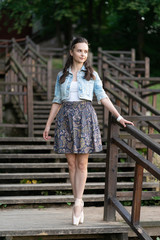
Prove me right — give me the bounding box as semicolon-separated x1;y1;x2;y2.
52;73;62;104
93;71;108;104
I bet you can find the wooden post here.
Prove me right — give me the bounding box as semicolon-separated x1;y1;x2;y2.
131;49;135;84
128;97;133;115
103;71;109;139
0;95;2;123
88;51;93;66
63;53;67;67
98;47;102;78
62;45;67;67
131;48;136;62
145;57;150;78
104;111;119;221
36;44;40;53
145;56;153;162
27;75;34;137
131;163;143;225
23;86;27;115
47;57;52;101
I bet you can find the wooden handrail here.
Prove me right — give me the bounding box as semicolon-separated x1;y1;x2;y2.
2;55;34;136
104;112;160;240
105;75;160;115
25;44;47;64
103;57;135;78
10;56;27;80
11;38;23;55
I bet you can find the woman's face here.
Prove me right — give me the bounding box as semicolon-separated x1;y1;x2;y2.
70;42;88;64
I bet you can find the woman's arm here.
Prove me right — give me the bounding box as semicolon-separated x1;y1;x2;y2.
43;103;61;140
101;98;134;127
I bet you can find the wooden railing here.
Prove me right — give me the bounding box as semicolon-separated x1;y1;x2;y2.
22;44;53;100
97;47;149;78
97;48;160;111
104;112;160;240
0;55;33;136
0;38;25;57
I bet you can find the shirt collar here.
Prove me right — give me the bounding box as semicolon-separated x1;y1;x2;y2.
68;65;86;74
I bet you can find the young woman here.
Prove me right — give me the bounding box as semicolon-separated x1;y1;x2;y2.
43;37;134;226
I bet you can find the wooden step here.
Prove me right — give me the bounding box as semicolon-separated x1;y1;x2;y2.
0;145;53;150
0;171;149;180
0;137;46;143
0;182;158;191
0;162;135;169
0;206;129;237
0;153;106;159
0;191;159;204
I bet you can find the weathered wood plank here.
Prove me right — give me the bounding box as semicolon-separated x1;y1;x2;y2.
0;191;159;204
0;207;129;237
0;171;146;179
0;153;107;159
0;162;135;169
131;163;143;225
0;182;158;191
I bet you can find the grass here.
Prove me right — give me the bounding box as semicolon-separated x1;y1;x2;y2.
149;83;160;110
52;58;63;69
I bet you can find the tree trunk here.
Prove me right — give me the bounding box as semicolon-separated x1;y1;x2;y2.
87;0;93;41
55;21;63;47
137;13;145;60
64;18;73;45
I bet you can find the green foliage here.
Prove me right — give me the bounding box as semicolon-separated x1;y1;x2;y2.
137;148;147;155
119;158;126;163
20;179;40;184
55;190;63;195
53;0;85;21
41;191;48;196
0;203;7;208
122;197;160;206
122;201;132;206
52;58;63;69
1;0;160;74
38;205;45;208
152;196;160;201
67;202;71;206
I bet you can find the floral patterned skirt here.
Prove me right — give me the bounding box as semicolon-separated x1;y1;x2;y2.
54;101;102;154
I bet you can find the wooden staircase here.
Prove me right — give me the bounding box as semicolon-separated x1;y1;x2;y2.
0;136;159;205
1;38;160;240
0;39;159;207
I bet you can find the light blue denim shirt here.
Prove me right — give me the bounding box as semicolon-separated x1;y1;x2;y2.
52;65;108;104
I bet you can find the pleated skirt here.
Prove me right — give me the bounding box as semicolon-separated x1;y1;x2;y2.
54;101;102;154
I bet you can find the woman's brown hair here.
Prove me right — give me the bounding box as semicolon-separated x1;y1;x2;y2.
60;37;95;84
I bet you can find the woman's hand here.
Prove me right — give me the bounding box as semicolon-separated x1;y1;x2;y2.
43;126;51;141
119;118;134;128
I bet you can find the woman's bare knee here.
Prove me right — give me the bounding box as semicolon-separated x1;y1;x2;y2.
66;153;76;172
76;154;88;172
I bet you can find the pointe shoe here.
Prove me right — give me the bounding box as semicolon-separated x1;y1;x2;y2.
72;198;84;226
79;200;84;224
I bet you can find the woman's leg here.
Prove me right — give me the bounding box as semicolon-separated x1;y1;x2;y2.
74;153;89;216
65;153;76;198
65;153;89;218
